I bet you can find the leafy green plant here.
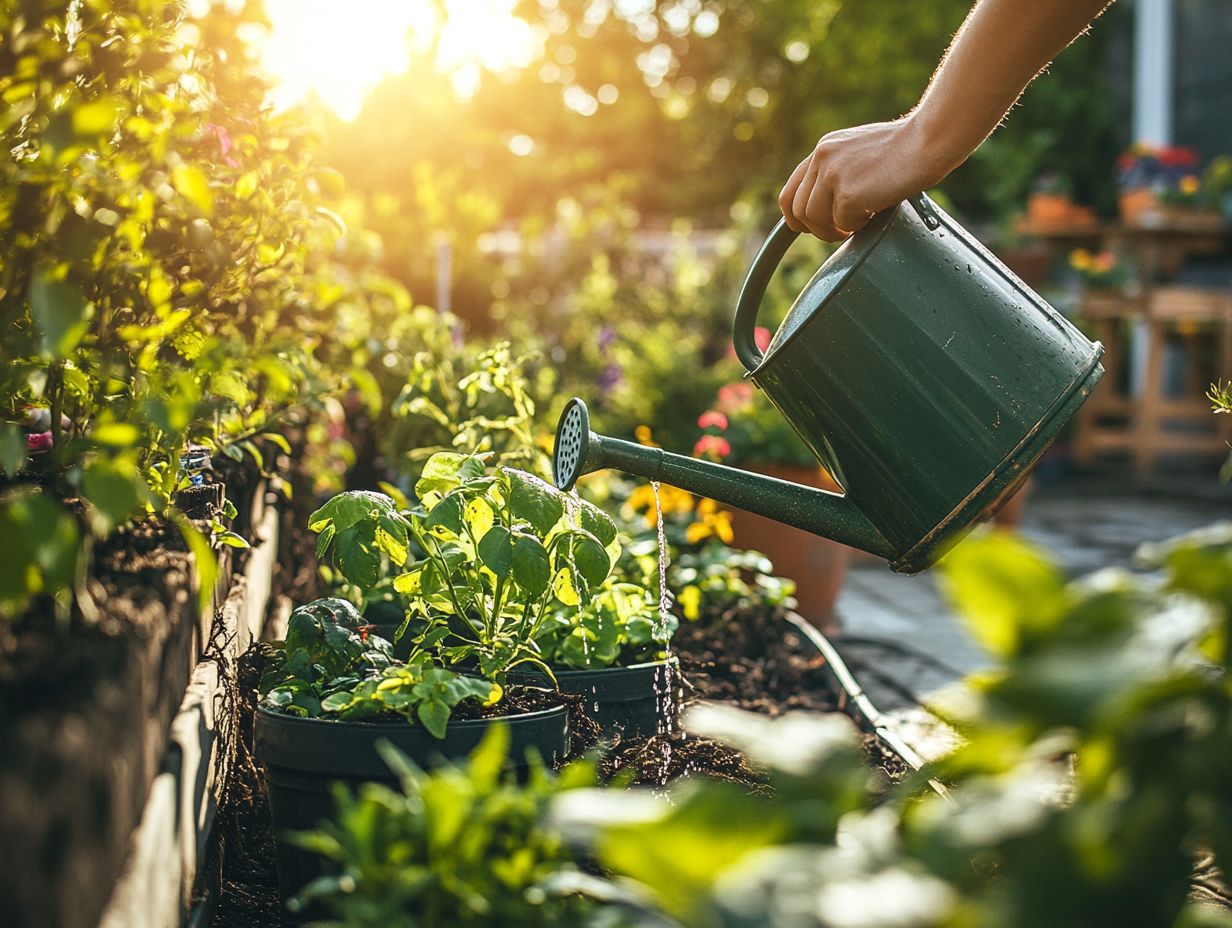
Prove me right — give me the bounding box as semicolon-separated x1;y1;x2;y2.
386;339;552;483
290;725;621;927
310;451;671;677
260;597;397;718
535;581;671;671
259;596;499;738
554;528;1232;928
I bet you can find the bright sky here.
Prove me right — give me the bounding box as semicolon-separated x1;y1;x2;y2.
258;0;539;120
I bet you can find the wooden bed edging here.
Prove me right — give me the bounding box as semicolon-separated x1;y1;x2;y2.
95;495;281;928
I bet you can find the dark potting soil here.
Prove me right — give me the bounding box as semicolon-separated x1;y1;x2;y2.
608;603;911;785
672;603;840;715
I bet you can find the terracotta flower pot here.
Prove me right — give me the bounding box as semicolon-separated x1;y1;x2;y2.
1028;192;1075;226
726;462;851;630
1119;188;1160;226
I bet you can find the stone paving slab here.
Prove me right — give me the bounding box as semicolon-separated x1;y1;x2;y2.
831;484;1232;714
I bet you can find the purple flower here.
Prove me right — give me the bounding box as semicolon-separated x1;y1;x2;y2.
597;363;624;395
597;326;617;353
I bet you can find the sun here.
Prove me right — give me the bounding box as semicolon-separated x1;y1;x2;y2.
257;0;539;121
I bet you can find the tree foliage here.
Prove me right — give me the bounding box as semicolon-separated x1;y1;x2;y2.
0;0;413;617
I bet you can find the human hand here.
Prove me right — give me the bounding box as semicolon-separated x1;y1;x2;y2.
779;115;956;242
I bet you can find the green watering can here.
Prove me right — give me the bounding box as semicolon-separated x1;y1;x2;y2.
553;194;1104;573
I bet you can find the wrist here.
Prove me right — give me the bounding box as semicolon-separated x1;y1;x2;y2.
901;106;968;187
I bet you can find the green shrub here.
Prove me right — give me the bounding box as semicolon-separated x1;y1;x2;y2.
0;1;409;617
289;726;622;928
550;528;1232;928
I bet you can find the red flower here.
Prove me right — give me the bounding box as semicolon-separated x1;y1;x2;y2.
697;410;729;430
1159;146;1198;168
693;434;731;460
754;326;772;352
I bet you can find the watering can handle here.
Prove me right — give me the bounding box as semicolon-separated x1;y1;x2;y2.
733;218;797;372
733;198;940;373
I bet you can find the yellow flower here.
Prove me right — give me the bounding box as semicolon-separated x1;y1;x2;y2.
624;482;694;527
660;484;695;515
1069;248;1093;271
634;424;658;447
1181;175;1200;196
678;585;702;621
685;497;735;545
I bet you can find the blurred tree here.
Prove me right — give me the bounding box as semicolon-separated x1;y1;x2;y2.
313;0;1118;324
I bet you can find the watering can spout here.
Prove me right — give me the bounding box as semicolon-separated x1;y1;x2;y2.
552;398;896;559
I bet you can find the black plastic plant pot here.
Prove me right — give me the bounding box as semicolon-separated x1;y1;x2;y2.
511;657;681;739
254;702;570;908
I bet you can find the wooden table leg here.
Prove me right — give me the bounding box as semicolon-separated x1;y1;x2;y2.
1133;317;1166;476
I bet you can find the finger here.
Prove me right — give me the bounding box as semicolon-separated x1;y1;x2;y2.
803;174;841;242
780;157;812;232
779;158;809;215
834;195;874;237
791;161;821;235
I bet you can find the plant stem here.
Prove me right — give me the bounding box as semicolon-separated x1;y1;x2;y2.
48;360;64;449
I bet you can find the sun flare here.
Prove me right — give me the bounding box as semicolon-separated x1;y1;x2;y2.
258;0;539;120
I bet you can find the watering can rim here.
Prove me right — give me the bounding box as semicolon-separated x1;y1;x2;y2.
734;196;941;379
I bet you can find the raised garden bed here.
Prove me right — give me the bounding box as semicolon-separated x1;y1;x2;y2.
207;602;915;927
0;460;282;928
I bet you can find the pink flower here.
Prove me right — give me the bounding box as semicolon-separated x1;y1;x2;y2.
693;434;731;460
716;381;754;413
754;326;772;352
205;123;239;168
697;410;729;430
26;431;53;453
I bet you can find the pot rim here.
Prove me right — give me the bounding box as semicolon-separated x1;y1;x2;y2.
254;698;568;733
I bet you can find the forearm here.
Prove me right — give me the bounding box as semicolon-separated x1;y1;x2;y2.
911;0;1114;174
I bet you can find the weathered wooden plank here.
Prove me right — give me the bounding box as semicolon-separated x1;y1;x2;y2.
97;499;279;928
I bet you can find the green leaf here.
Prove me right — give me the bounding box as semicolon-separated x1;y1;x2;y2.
423;492;465;536
261;432;293;455
320;692;353;713
507;469;564;536
511;534;551;594
71;99;124;136
214;531;250;549
938;530;1069;659
568;531;611;587
82;457;145;535
29;267;87;358
393;567;423;594
0;423;25;478
172;163;213;215
0;490;79;617
464;497;495;540
552;567;580;606
415;452;485;500
375;512;410;566
315;523;335;561
90;422;139;447
176;516;218;616
309;491;396;534
578;500;618;546
478;524;513;576
417;699;450;739
334;524;380;588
